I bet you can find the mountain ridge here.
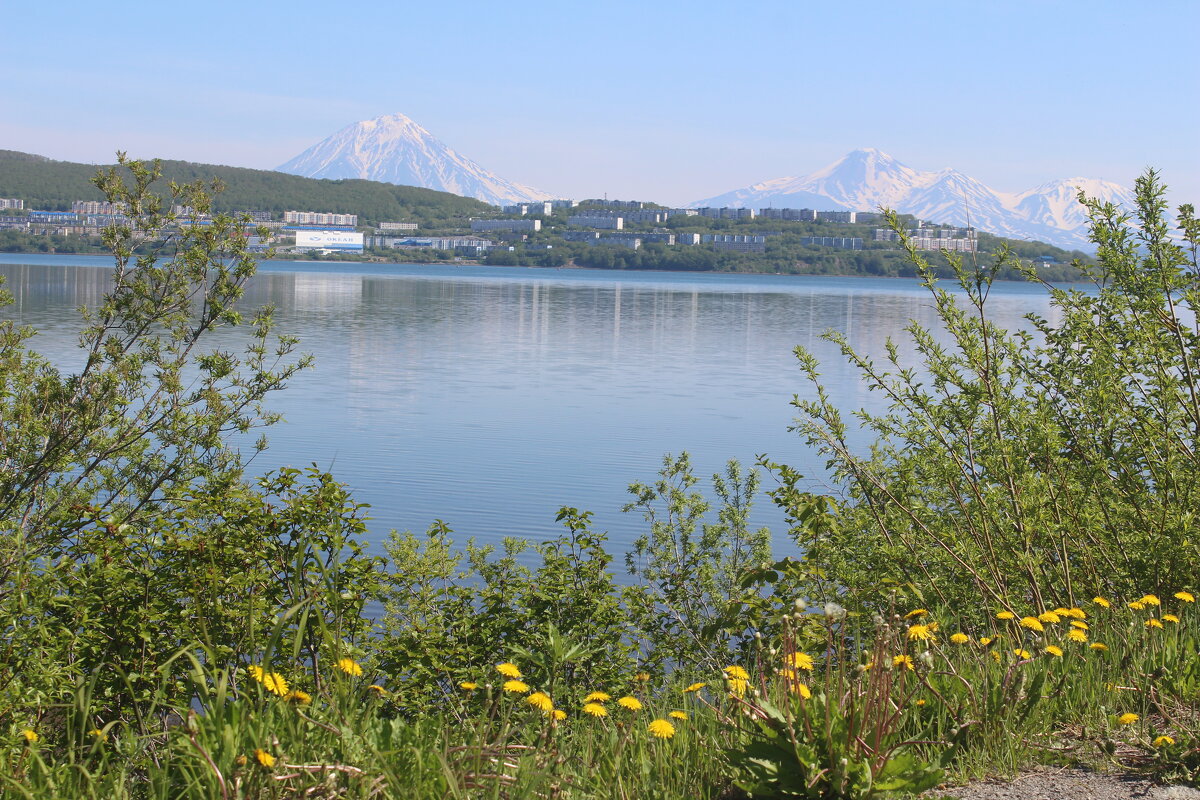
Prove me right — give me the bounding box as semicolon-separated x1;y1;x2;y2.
691;149;1134;250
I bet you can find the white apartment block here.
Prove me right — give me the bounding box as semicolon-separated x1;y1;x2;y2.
0;199;25;210
378;222;419;231
502;202;553;216
470;219;541;233
72;200;124;214
568;215;623;230
284;211;358;226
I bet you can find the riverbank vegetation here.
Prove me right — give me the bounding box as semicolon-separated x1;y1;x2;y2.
1;158;1198;797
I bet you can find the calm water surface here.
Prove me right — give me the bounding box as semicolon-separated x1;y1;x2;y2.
0;255;1061;565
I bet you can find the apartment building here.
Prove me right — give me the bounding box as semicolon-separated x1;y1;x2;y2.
470;219;541;233
284;211;358;227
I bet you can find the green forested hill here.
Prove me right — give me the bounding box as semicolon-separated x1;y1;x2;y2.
0;150;492;225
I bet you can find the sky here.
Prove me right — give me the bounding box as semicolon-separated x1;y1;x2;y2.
3;0;1197;207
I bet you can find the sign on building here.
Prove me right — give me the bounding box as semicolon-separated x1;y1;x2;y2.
295;230;364;251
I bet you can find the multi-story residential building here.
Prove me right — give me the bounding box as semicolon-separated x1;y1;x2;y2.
874;226;977;251
815;211;857;223
598;234;642;250
377;222;418;232
568;215;623;230
757;208;817;221
369;236;493;252
550;199;579;210
665;209;699;219
696;207;756;220
71;200;123;215
581;200;645;210
562;231;601;243
702;234;766;253
470;219;541;233
0;218;28;230
800;236;863;250
284;210;358;227
0;199;25;210
676;233;702;245
502;202;553;216
232;210;274;223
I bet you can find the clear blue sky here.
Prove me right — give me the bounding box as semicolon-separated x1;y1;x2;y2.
3;0;1196;206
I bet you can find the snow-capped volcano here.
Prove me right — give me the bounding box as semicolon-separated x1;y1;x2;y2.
692;149;1135;251
277;113;552;206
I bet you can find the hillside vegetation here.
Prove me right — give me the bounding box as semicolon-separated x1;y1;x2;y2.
0;149;491;226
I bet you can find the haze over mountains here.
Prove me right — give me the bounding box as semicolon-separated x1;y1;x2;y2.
277;113;552;207
692;148;1133;251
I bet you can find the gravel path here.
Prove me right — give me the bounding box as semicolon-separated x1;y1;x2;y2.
928;768;1200;800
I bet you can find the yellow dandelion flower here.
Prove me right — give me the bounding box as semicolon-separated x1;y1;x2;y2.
1129;600;1147;611
496;663;522;679
1065;607;1087;619
1142;594;1161;607
1163;614;1180;624
724;665;749;680
1019;616;1045;633
1052;607;1071;616
459;682;478;691
503;680;530;694
526;692;555;713
88;729;107;741
1014;648;1032;659
1090;642;1109;651
618;696;643;711
979;636;994;646
1044;645;1064;657
647;719;676;739
996;611;1016;620
1146;618;1164;629
261;673;289;697
779;668;797;681
950;632;970;645
727;678;748;697
1155;735;1176;747
1067;629;1088;643
584;691;611;703
336;658;363;677
1071;620;1089;630
1174;591;1194;603
904;608;928;619
892;655;914;671
1118;713;1139;725
907;623;936;641
634;672;651;682
583;702;608;718
254;749;275;768
683;682;706;693
1093;596;1111;608
284;689;312;705
247;665;265;682
553;709;566;721
786;652;815;671
21;729;37;743
928;620;940;632
915;699;927;706
991;651;1002;662
235;755;248;767
669;710;688;720
1038;611;1061;624
794;682;812;699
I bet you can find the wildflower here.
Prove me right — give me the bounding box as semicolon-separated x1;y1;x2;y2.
1067;629;1088;644
248;665;289;696
1065;608;1087;619
254;749;275;768
979;636;994;646
89;729;107;741
1155;735;1176;747
1146;618;1164;629
618;696;643;711
526;692;554;713
907;623;936;641
647;719;676;739
1019;616;1044;633
368;685;387;695
1052;607;1071;617
1090;642;1109;651
915;699;927;706
727;678;748;697
1163;614;1180;624
635;672;651;682
553;710;566;721
1014;649;1032;659
669;710;688;720
1070;620;1089;630
996;611;1016;620
584;691;611;703
503;680;530;694
459;682;478;691
21;729;37;743
779;668;797;681
1118;713;1139;725
991;651;1001;662
892;655;914;671
1141;595;1162;607
794;682;812;699
1129;601;1147;611
724;665;749;680
683;682;706;693
1174;591;1195;603
950;632;970;645
786;652;815;671
336;658;364;677
904;608;928;619
1044;645;1064;658
248;665;265;682
583;702;608;718
496;663;522;679
1038;611;1062;624
284;689;313;705
1093;596;1111;608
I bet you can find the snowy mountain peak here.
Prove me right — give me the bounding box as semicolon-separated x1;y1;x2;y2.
692;150;1134;251
276;113;552;206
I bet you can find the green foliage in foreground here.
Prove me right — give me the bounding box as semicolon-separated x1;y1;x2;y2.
2;161;1200;797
